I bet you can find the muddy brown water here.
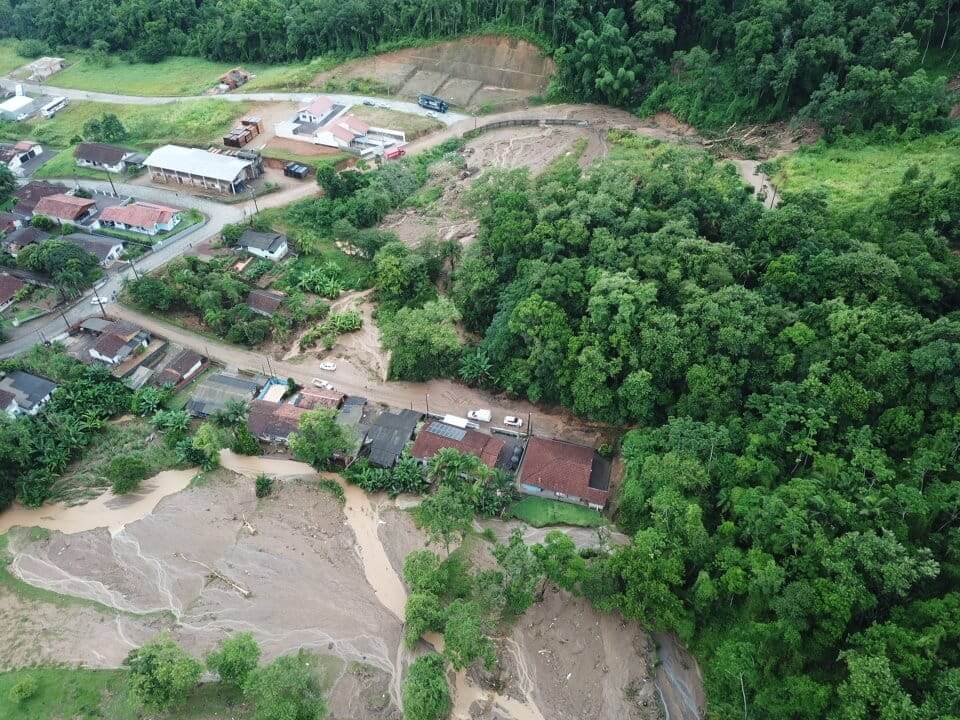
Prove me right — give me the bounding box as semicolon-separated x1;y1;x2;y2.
0;468;199;536
217;451;547;720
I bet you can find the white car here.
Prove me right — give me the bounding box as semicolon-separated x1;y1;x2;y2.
504;415;523;428
311;378;334;390
90;296;108;305
467;409;491;422
318;361;337;372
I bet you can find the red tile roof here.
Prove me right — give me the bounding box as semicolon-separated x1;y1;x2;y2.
245;289;284;316
33;193;95;221
0;212;20;233
0;274;25;305
92;333;128;359
410;422;506;470
337;114;369;134
99;202;177;228
247;399;306;441
13;181;67;214
517;437;608;505
295;388;345;410
300;97;333;117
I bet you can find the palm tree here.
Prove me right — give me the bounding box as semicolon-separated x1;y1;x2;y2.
213;399;249;428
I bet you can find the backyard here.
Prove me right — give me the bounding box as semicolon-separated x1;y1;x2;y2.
507;496;606;528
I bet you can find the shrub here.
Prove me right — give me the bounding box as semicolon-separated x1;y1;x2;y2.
255;474;274;498
402;653;452;720
16;39;49;58
107;454;150;494
125;634;202;711
8;675;39;704
231;425;262;456
206;632;261;689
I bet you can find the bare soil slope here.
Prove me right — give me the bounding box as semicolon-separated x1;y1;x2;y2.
312;36;555;110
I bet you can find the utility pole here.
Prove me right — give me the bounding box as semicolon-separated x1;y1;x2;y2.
103;168;117;197
91;284;106;318
425;393;430;414
59;308;70;330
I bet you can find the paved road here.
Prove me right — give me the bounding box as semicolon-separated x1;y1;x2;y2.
0;174;320;355
7;80;469;126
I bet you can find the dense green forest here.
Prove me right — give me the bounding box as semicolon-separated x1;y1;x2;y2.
2;0;957;129
449;135;960;718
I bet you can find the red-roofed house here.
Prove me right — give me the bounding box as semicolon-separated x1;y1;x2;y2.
247;399;307;443
410;421;507;470
96;202;181;236
295;388;345;410
0;274;26;313
516;437;611;510
33;194;96;223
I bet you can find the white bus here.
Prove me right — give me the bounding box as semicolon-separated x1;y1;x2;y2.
40;96;68;118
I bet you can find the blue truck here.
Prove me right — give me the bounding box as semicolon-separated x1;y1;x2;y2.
417;94;449;113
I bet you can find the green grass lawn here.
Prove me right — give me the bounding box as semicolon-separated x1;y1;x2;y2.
0;667;252;720
0;100;250;149
507;496;605;528
0;38;26;75
350;106;443;140
51;55;240;96
771;128;960;214
98;209;204;245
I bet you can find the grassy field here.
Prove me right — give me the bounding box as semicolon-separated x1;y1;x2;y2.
350;106;443;140
507;496;605;528
0;100;250;149
0;39;26;75
771;128;960;213
0;668;252;720
51;55;239;96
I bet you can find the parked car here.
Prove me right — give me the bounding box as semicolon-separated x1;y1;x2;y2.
467;409;491;422
504;415;523;428
363;98;375;106
319;361;337;371
311;378;334;390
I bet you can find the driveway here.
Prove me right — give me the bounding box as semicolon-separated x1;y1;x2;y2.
7;81;469;126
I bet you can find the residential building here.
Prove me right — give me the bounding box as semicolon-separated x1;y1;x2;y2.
1;227;48;257
0;370;57;417
186;373;261;417
88;322;150;365
12;181;67;218
245;289;285;317
247;399;307;444
33;194;96;223
515;437;611;510
296;97;337;125
237;229;289;261
143;145;263;195
0;274;26;313
0;95;39;121
0;212;21;234
335;397;368;462
364;408;422;468
74;143;139;174
97;202;181;236
410;421;510;471
62;233;124;265
295;388;345;410
0;141;42;176
154;349;204;387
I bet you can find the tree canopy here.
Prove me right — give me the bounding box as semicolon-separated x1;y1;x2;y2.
3;0;955;130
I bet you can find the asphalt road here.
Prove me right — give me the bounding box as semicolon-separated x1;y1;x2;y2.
7;80;470;126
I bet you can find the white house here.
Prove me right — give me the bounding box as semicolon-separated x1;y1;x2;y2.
89;327;150;365
96;201;181;236
74;143;138;174
0;370;57;417
236;228;289;261
296;97;337;125
0;141;42;176
62;233;124;266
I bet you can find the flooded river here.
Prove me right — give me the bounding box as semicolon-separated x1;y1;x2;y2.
218;450;548;720
0;468;198;536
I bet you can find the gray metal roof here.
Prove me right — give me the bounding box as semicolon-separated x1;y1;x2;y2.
239;229;286;253
186;373;261;417
144;145;252;182
364;409;421;468
0;370;56;408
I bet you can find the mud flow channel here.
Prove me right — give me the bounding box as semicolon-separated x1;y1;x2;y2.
217;450;548;720
0;468;198;536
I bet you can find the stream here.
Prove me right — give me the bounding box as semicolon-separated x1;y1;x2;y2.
0;468;199;536
218;450;548;720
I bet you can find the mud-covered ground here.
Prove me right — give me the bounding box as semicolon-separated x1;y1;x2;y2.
0;455;704;720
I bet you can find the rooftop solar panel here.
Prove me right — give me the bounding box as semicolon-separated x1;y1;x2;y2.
427;422;466;441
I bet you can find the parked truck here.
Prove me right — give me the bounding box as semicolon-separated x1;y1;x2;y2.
417;94;449;113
